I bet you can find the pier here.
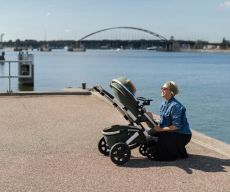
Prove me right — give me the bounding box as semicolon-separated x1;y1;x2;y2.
0;89;229;192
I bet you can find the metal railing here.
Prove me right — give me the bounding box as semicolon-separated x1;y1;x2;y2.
0;60;33;92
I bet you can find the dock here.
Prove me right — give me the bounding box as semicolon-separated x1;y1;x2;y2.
0;89;229;192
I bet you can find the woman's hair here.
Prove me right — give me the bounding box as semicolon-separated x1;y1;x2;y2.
164;81;179;96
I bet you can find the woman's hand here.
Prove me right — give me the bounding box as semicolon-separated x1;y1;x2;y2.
154;125;163;132
154;125;178;132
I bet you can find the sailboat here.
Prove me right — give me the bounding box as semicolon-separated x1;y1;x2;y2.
39;43;52;52
39;31;52;52
67;41;86;52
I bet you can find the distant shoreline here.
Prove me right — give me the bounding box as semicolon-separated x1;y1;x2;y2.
1;47;230;53
180;48;230;53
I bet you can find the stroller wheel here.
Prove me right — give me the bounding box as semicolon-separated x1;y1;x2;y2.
98;137;110;156
139;144;148;156
146;146;157;160
110;142;131;165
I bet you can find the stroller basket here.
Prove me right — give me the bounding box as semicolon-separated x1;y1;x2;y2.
102;125;144;148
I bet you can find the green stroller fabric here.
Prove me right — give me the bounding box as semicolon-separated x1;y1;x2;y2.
110;77;139;117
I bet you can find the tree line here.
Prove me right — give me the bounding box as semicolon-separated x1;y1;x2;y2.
1;38;230;50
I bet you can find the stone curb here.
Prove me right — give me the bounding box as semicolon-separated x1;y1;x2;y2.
0;88;91;96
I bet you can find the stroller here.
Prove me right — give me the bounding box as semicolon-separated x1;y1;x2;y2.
93;77;159;165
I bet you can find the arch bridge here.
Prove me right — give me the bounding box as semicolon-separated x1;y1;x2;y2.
73;27;171;50
78;26;168;42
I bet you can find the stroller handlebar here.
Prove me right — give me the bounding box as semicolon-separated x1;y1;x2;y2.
136;97;153;106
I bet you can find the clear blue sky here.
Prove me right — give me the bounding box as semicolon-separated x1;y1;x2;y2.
1;0;230;42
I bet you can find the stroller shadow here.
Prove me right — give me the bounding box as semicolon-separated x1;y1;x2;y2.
125;154;230;174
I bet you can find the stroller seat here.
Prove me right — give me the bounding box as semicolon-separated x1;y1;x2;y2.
110;77;158;127
93;77;159;165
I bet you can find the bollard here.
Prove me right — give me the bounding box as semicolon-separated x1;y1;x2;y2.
18;51;34;86
82;83;86;89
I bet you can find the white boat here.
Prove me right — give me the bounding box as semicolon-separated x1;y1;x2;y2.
147;46;157;51
67;46;85;52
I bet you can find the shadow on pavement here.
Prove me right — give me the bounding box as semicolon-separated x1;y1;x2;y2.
124;154;230;174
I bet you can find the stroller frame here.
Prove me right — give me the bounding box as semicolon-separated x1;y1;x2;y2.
93;78;159;165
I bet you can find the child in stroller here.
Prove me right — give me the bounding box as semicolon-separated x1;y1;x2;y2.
93;76;159;165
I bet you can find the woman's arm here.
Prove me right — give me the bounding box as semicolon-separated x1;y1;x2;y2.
154;124;178;132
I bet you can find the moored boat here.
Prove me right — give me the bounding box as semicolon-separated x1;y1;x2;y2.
39;44;52;52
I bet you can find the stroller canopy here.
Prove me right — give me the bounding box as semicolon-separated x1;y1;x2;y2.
110;77;139;117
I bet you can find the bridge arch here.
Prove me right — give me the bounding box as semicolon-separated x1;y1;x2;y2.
78;27;168;41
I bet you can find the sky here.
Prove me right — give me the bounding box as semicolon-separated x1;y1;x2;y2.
1;0;230;43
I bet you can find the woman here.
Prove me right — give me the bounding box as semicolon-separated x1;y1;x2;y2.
153;81;192;161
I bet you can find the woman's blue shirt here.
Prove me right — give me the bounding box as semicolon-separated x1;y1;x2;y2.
160;97;191;135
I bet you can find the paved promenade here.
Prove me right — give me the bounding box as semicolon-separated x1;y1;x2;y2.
0;91;229;192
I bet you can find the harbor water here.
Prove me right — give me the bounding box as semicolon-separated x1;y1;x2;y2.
0;49;230;144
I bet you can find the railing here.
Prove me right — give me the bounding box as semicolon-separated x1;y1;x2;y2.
0;60;33;93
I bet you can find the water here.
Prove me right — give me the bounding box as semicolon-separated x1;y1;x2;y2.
1;49;230;144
